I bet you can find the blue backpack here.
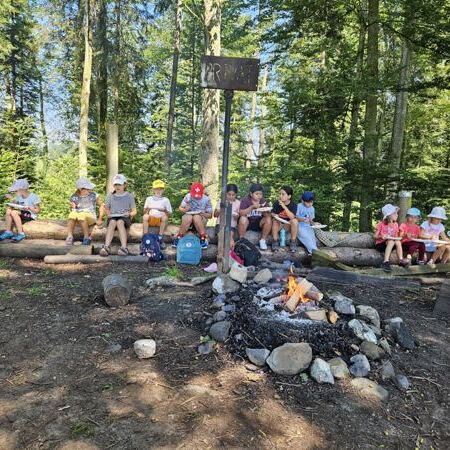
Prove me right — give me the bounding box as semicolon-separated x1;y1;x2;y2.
177;234;202;265
140;233;164;262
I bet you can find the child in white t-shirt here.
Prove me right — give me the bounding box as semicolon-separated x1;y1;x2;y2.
421;207;449;264
143;180;172;247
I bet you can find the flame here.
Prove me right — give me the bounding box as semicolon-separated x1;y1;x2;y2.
286;274;309;303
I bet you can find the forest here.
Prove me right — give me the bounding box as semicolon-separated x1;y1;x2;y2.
1;0;449;231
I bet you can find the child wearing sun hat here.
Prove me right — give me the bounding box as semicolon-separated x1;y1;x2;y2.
399;207;426;264
421;207;450;264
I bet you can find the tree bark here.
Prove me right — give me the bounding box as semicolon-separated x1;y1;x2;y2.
245;91;257;169
258;64;268;172
78;0;94;177
201;0;222;204
106;123;119;192
38;77;49;167
359;0;379;231
102;274;132;307
0;240;92;258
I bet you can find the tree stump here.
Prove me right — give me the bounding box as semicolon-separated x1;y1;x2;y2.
102;274;132;307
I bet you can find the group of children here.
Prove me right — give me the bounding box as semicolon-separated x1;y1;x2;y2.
1;177;448;270
375;203;450;271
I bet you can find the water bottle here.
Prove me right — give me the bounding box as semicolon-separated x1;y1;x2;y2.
280;228;286;247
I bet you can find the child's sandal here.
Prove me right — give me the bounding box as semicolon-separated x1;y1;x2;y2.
118;247;129;256
100;245;111;257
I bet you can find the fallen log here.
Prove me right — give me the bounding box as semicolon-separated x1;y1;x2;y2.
0;239;92;258
102;274;132;307
359;263;450;277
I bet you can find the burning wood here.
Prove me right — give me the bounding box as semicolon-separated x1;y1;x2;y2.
284;278;313;313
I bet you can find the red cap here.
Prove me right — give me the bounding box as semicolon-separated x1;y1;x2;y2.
190;182;204;199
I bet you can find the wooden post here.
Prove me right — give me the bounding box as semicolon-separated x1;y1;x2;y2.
398;191;412;223
106;123;119;193
102;274;131;307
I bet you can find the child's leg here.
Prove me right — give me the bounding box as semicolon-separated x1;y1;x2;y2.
116;219;128;248
441;246;450;263
417;243;426;262
192;214;206;236
395;241;405;261
238;216;249;239
260;215;272;241
289;219;299;241
80;220;90;238
10;209;24;234
271;220;280;242
104;219;117;247
159;214;168;236
67;219;76;237
5;208;14;231
142;213;150;234
178;214;193;236
383;240;395;262
431;245;446;263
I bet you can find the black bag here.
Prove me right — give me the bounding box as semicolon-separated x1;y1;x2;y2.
234;238;261;267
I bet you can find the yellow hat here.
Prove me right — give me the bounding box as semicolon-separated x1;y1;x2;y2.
152;179;165;189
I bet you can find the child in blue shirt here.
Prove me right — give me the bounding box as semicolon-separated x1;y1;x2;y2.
296;191;318;255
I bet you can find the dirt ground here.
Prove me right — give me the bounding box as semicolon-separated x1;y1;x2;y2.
0;257;449;449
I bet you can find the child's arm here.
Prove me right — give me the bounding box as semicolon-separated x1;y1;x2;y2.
179;196;191;213
374;223;385;240
280;202;296;220
129;207;137;218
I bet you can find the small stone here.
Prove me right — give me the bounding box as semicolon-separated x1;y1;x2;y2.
356;305;381;328
349;354;371;377
146;275;177;289
380;360;396;381
304;309;328;322
212;296;226;309
209;321;231;342
205;317;213;326
245;363;259;372
266;343;313;375
229;264;248;284
360;341;385;361
394;374;411;391
310;358;334;384
107;343;122;353
327;310;339;324
212;275;240;295
246;348;270;366
134;339;156;359
197;341;214;355
253;268;273;284
328;357;350;379
387;321;415;350
222;304;236;313
328;291;353;303
234;333;243;341
213;311;227;322
350;378;390;402
299;372;309;383
229;295;240;303
334;298;355;315
350;344;360;352
379;338;392;355
368;324;382;337
348;319;378;344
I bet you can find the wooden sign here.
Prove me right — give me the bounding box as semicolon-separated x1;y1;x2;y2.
201;56;259;91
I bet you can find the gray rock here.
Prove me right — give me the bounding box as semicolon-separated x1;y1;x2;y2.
212;295;226;309
266;343;313;375
191;275;216;286
222;304;236;313
197;341;215;354
368;324;382;337
134;339;156;359
253;268;273;284
205;317;213;326
334;298;356;315
304;309;328;322
379;338;392;355
229;264;248;284
209;321;231;342
146;275;177;289
380;360;396;381
350;378;390;402
212;275;240;295
394;374;411;391
348;319;378;344
310;358;334;384
387;321;415;350
256;286;284;299
356;305;381;328
246;348;270;366
360;341;385;361
328;357;350;379
107;343;122;353
349;354;371;377
213;310;227;322
328;291;354;303
385;316;403;325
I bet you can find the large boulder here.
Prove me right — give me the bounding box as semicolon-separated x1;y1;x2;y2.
266;343;313;375
348;319;378;344
212;275;240;295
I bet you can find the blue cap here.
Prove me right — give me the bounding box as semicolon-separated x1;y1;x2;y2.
407;207;421;217
301;191;315;202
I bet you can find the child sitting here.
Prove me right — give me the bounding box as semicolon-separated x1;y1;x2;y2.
172;182;212;249
421;207;450;265
100;174;137;256
238;183;272;250
66;177;103;245
271;186;298;252
399;207;426;264
0;179;41;242
214;183;240;247
143;179;172;249
375;204;409;272
296;191;318;255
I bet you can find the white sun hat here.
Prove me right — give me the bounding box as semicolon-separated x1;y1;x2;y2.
382;204;399;220
112;174;127;185
8;178;29;192
76;177;95;190
428;206;447;220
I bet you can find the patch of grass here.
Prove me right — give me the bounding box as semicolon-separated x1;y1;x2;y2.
101;383;114;392
164;266;182;279
0;290;13;301
0;259;10;270
41;268;56;276
70;421;95;439
26;286;46;296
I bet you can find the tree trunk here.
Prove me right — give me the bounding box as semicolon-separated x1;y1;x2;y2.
359;0;379;232
245;92;257;168
258;64;268;172
102;274;132;307
38;77;49;167
0;240;92;258
201;0;222;203
165;0;183;169
106;123;119;192
78;0;93;177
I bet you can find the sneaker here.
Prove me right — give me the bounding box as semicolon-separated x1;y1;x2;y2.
82;237;91;245
0;231;14;241
427;259;434;266
271;240;280;252
65;236;74;245
399;258;410;267
381;261;392;272
200;238;209;249
417;260;426;265
158;234;166;249
11;233;26;242
172;238;179;248
259;239;268;250
118;247;129;256
289;240;298;252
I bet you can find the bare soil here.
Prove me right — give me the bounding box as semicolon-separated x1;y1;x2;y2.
0;257;449;449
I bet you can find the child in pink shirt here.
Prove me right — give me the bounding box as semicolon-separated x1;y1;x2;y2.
374;204;409;272
399;207;426;264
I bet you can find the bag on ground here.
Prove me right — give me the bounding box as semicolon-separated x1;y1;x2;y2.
234;238;261;267
140;233;164;262
177;234;202;265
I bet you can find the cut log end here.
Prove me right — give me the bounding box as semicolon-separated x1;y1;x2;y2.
102;274;132;307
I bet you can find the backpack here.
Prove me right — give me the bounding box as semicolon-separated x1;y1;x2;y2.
177;234;202;265
140;233;164;262
234;238;261;267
